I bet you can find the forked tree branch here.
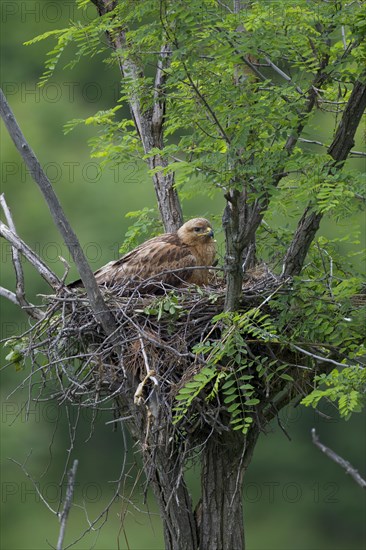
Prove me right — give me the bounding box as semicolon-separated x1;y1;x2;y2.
0;194;27;304
0;286;24;306
0;220;61;289
0;286;43;319
10;453;79;549
0;88;117;336
312;429;366;490
0;194;43;319
222;24;332;310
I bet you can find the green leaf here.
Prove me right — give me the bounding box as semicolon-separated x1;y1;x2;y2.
245;398;260;406
224;394;239;404
280;374;294;381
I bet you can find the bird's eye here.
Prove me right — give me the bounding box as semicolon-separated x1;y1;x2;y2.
194;227;201;233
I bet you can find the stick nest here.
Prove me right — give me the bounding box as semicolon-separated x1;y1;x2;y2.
19;269;283;443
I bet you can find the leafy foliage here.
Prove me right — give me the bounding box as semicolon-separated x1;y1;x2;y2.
27;0;366;219
302;367;366;419
137;291;185;322
174;306;289;433
4;338;27;371
119;207;162;255
174;248;365;430
25;0;366;426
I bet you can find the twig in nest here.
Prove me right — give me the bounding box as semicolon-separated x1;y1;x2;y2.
59;256;71;285
134;335;159;406
311;428;366;489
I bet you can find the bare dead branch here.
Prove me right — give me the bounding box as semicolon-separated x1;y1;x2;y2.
291;344;355;368
181;60;231;145
0;220;61;289
57;459;79;550
0;88;116;336
63;425;130;550
349;150;366;157
0;285;43;319
0;286;21;306
312;429;366;489
0;195;26;302
0;194;44;319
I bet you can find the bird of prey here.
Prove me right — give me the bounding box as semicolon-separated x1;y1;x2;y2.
69;218;216;289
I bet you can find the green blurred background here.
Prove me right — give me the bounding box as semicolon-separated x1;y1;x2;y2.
1;2;365;549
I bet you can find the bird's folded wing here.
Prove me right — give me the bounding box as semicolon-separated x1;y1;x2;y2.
94;238;197;285
69;234;198;288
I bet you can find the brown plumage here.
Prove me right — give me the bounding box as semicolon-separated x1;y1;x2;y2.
70;218;216;288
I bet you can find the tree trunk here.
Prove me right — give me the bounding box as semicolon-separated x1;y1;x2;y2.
90;0;183;233
198;428;260;550
327;78;366;163
281;208;322;277
142;447;198;550
222;191;247;311
282;77;366;277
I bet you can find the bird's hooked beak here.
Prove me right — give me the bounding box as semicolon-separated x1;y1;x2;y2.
206;227;214;238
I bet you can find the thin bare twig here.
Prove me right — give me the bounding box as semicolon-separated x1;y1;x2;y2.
341;26;347;51
9;452;58;515
182;60;231;145
291;344;353;368
299;137;366;157
312;429;366;489
63;424;129;550
261;53;304;94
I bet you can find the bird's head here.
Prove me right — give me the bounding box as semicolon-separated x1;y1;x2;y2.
177;218;215;246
